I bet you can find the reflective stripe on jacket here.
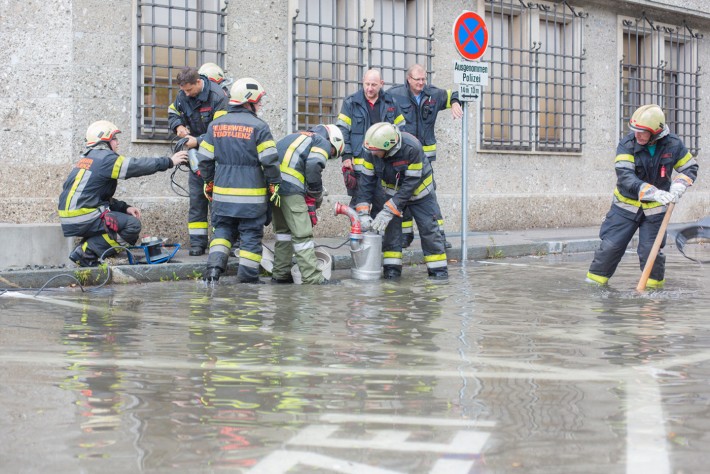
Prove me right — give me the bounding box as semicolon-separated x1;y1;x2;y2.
388;82;458;162
613;132;699;217
354;132;435;211
336;89;405;162
196;107;280;218
276;130;330;196
168;75;228;145
57;145;171;236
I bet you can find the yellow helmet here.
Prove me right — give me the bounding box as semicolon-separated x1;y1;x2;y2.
85;120;121;147
323;124;344;159
363;122;400;152
198;62;226;84
230;77;266;105
629;104;665;135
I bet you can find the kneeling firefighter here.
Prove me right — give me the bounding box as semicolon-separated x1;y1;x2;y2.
271;124;344;285
58;120;188;267
354;122;448;279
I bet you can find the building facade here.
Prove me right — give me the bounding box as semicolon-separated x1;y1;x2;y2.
1;0;708;243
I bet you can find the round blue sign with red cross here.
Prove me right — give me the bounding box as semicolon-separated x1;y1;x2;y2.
453;11;488;61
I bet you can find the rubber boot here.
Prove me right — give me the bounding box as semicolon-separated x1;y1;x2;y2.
383;266;401;280
69;245;99;267
189;246;206;256
204;267;221;282
401;232;414;249
428;268;449;280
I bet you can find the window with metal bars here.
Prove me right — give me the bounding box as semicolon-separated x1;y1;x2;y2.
481;0;586;153
620;14;701;156
135;0;228;141
291;0;432;132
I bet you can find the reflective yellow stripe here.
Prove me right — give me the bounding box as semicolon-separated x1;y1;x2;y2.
615;153;635;163
201;141;215;152
189;222;208;229
63;169;86;211
424;253;447;263
394;114;405;126
586;272;608;284
111;155;125;179
214;186;267;196
58;207;97;218
213;110;227;119
338;113;351;126
101;233;120;248
354;157;374;170
646;278;665;289
257;140;276;153
210;238;232;248
239;249;262;262
402;220;413;229
413;174;434;195
422;144;436;153
408;162;423;170
446;90;453;108
383;251;402;259
674;152;693;169
613;188;661;210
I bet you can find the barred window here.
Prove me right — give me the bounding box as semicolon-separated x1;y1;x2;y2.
481;0;586;153
135;0;228;141
620;14;701;155
291;0;432;132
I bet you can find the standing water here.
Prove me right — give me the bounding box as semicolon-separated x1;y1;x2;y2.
1;252;708;473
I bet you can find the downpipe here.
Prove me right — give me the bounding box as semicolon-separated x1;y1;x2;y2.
334;203;382;280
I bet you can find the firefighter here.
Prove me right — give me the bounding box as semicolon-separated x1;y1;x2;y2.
270;124;344;285
355;122;448;280
586;104;699;288
196;77;281;284
58;121;188;267
168;66;229;256
388;64;462;249
336;69;405;213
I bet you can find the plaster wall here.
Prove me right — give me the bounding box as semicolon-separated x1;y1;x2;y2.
0;0;707;247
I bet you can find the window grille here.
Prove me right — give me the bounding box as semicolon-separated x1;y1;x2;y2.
291;0;432;132
482;0;586;153
620;14;701;156
136;0;228;141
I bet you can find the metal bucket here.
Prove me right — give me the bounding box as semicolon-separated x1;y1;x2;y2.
351;232;382;280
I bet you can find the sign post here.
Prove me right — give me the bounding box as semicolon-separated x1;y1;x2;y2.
452;11;488;263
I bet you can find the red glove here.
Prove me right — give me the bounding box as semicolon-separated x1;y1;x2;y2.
100;210;119;233
342;167;357;190
203;182;214;202
305;195;318;226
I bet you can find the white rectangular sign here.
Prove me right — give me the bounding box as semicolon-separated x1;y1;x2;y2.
453;60;489;86
458;84;481;101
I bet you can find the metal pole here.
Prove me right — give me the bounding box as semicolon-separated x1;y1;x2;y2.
461;101;468;263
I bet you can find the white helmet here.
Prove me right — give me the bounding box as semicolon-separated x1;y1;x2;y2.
198;62;226;84
363;122;400;152
323;124;344;159
86;120;121;147
230;77;266;105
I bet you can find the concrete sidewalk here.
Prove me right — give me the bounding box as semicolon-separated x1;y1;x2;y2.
0;223;694;290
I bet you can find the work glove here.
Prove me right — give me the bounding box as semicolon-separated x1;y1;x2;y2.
306;190;323;209
342;167;358;191
269;183;281;207
100;211;119;233
203;181;214;202
359;215;373;232
371;200;401;233
639;185;674;205
305;195;318;226
670;182;687;202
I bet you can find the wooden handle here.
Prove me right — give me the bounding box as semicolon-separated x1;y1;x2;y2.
636;202;675;291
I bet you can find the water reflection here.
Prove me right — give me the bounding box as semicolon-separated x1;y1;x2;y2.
1;254;708;472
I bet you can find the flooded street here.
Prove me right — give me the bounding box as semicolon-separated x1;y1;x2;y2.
1;252;709;473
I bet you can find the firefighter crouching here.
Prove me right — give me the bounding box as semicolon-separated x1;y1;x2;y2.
197;77;281;284
58;120;188;267
271;124;344;285
355;122;448;280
